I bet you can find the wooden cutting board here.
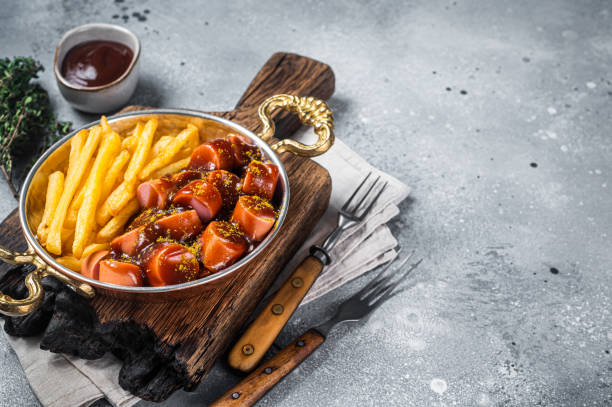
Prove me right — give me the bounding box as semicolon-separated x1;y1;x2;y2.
0;52;334;402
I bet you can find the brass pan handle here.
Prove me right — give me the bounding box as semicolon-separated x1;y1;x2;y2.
0;246;94;317
257;94;334;156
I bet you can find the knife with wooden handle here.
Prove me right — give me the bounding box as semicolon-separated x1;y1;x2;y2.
214;329;324;407
227;173;387;373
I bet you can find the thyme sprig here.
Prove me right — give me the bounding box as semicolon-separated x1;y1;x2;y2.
0;57;71;197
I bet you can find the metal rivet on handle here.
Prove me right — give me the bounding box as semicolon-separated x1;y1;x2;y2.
232;392;240;400
271;304;284;315
242;344;254;355
297;340;305;347
291;277;303;288
264;367;273;374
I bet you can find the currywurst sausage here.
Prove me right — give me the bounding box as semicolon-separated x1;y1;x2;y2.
228;134;262;167
111;226;145;257
207;170;240;208
171;170;203;188
81;249;109;280
189;139;234;171
199;221;248;273
98;260;143;287
172;180;223;222
241;161;279;200
136;178;177;209
143;242;199;286
154;209;203;241
113;210;203;257
231;195;276;242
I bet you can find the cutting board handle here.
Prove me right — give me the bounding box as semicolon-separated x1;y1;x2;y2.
236;52;335;108
233;53;335;137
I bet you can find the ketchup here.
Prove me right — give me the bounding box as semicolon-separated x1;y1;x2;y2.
61;40;134;87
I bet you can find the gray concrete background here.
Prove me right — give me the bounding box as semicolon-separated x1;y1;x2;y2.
1;0;611;405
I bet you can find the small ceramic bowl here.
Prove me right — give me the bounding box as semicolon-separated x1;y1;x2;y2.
54;23;140;113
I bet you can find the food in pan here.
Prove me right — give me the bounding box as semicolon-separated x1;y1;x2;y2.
37;116;280;287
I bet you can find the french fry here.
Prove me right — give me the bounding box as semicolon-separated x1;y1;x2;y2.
97;123;142;226
124;119;157;183
65;206;78;229
139;124;197;180
150;135;174;158
73;131;121;258
122;135;137;152
63;129;85;189
97;182;128;226
93;116;131;218
46;127;102;255
174;128;199;160
36;171;64;244
97;198;140;241
97;119;157;224
100;115;112;133
61;227;75;255
65;160;94;229
65;131;91;218
151;157;190;179
82;242;110;259
56;256;81;272
100;150;130;201
186;127;199;149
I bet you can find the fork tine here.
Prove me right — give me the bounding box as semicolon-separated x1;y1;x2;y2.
358;249;408;298
355;181;387;219
354;249;402;298
362;254;413;302
346;175;380;213
341;172;372;211
367;286;396;313
366;259;423;306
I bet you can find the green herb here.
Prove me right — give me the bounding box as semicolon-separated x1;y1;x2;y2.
0;57;71;197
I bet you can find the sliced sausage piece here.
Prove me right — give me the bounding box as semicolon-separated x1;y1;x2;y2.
136;178;177;209
242;161;279;201
199;221;248;273
154;209;203;241
98;260;143;287
228;134;262;167
143;242;200;286
231;195;276;242
207;170;240;208
128;208;163;230
111;226;146;257
171;170;203;188
80;250;109;280
189;139;234;171
172;180;223;222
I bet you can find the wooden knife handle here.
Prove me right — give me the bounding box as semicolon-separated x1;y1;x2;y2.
213;329;325;407
228;256;324;372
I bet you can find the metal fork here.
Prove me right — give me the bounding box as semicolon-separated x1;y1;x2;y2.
228;172;388;373
312;172;388;264
316;251;422;335
213;253;422;407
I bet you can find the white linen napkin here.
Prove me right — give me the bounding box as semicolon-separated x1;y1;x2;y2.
2;135;410;407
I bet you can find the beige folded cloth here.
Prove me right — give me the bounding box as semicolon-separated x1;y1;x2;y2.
2;135;410;407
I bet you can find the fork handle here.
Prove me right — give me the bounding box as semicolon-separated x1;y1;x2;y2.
213;329;325;407
228;256;324;372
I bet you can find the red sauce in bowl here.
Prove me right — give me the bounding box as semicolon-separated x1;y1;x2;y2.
61;40;134;87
